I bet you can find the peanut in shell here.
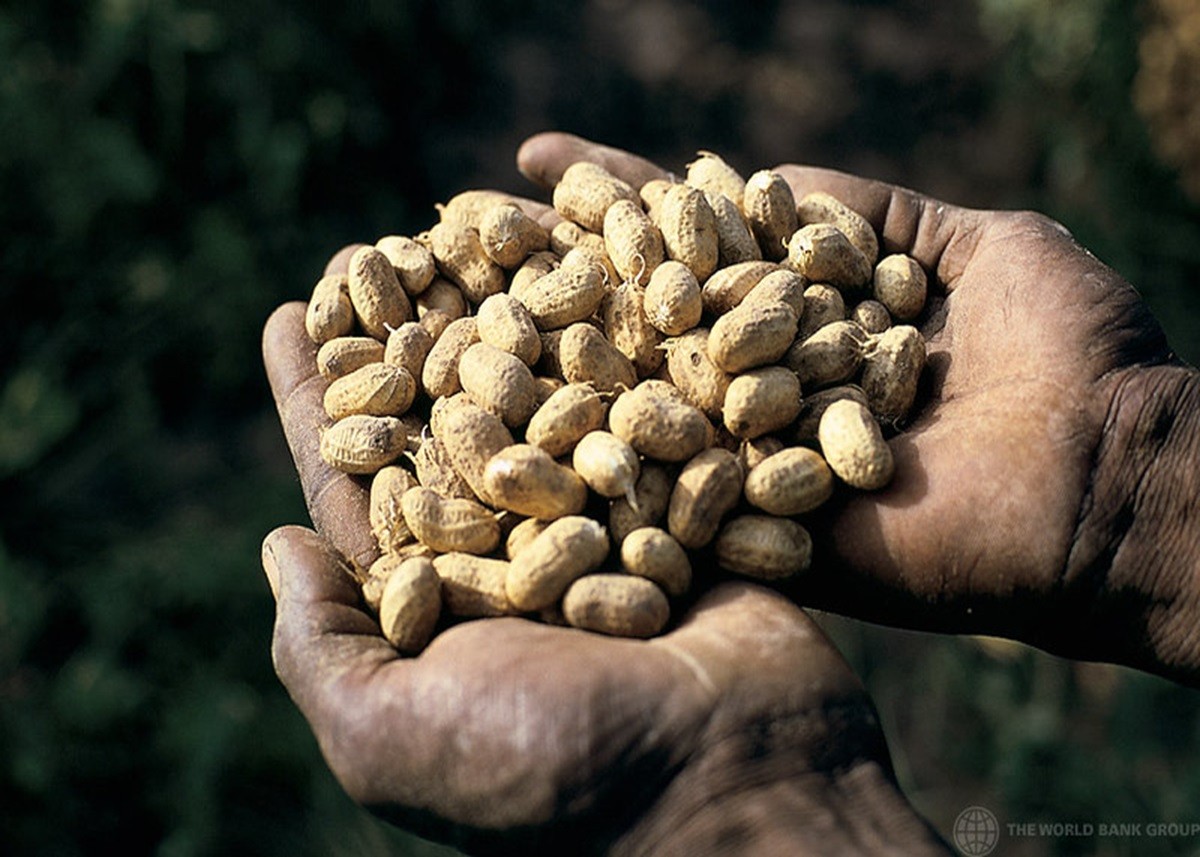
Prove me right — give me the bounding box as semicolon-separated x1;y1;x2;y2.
401;486;500;556
743;447;834;516
348;245;413;340
505;516;610;612
306;273;354;344
561;574;669;638
715;515;812;580
743;170;797;261
818;398;894;490
378;556;442;654
482;444;588;520
659;184;720;282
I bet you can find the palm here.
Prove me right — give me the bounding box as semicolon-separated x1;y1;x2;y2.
262;295;901;853
769;167;1168;642
266;522;890;855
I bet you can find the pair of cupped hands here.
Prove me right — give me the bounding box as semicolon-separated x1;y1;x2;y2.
261;132;1200;855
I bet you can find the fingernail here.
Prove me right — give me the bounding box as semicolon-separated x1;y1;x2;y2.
261;535;282;600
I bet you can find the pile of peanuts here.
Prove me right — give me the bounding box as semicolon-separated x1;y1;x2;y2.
303;152;927;653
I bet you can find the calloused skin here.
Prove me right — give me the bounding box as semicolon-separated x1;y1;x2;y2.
261;132;1200;855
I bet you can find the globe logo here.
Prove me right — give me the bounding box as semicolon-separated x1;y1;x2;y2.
953;806;1000;856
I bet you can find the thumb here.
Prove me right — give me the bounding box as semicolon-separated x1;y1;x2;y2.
261;526;399;719
517;131;670;191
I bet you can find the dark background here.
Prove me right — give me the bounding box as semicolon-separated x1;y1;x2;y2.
2;1;1199;855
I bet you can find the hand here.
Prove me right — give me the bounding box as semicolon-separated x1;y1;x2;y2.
262;285;948;854
260;526;949;856
518;133;1200;684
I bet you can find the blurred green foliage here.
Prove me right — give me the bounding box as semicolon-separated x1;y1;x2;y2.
0;1;1197;856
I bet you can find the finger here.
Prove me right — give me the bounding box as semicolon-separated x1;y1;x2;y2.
653;583;888;774
263;302;376;570
773;164;985;293
657;583;865;704
262;525;400;727
517;131;670;191
325;243;368;277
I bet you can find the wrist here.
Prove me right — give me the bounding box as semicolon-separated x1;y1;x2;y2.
1061;364;1200;684
613;719;949;856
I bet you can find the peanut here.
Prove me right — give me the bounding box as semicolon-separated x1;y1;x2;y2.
548;222;620;285
426;220;507;305
401;486;500;555
347;245;412;340
818;398;894;490
558;323;638;393
414;434;477;501
458;342;538;428
378;556;442;654
743;447;834;516
700;260;779;315
643;260;703;336
739;269;806;315
506;516;609;611
525;382;608;458
796;191;879;266
872;254;927;321
639;178;676;224
306;273;354;344
667;448;743;549
316;336;386;381
479;202;550;270
505;517;552;560
324;361;416;420
791;384;870;447
433;553;519;617
861;324;926;424
743;170;797;261
532;375;565;405
663;328;733;419
722;366;803;439
798;283;846;337
383;322;436;389
476;292;542;367
483;443;588;520
376;235;437;296
509;250;560;295
686;151;747;211
510;259;606;330
715;515;812;580
369;465;419;553
319;414;407;474
619;527;691;597
421;316;479;399
553;161;640;233
659;183;719;282
431;396;514;505
608;381;711;462
785;319;869;390
738;435;785;472
561;574;669;638
705;189;762;266
437;189;525;229
603;198;664;286
609;464;675;544
707;301;799;373
785;223;872;290
851;299;892;334
603;281;665;378
572;430;641;502
416;277;468;324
